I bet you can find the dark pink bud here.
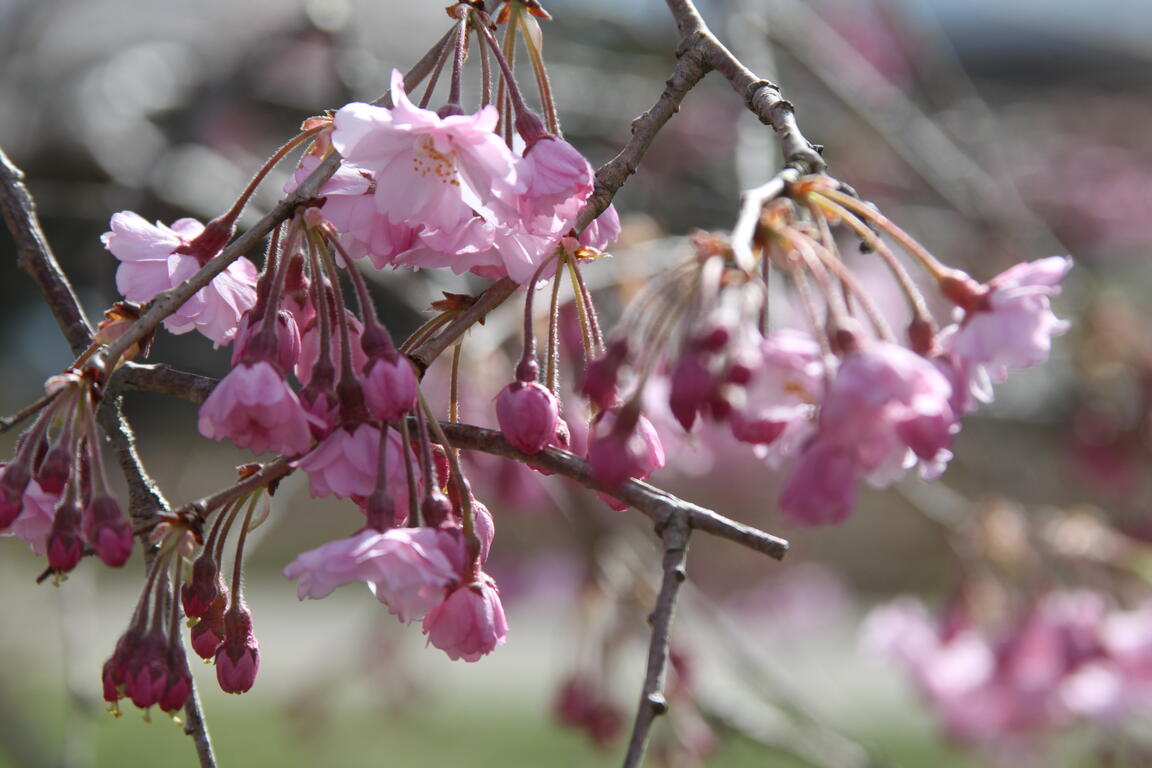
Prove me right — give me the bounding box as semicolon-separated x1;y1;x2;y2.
496;381;559;454
47;497;84;573
35;446;71;496
363;356;419;422
0;461;32;527
191;591;227;660
587;410;666;489
159;645;192;715
182;553;222;619
580;340;628;409
215;605;259;694
669;356;713;432
84;495;133;567
101;625;143;706
125;629;169;709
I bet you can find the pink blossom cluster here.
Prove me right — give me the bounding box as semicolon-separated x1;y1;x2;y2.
864;591;1152;748
286;70;614;284
284;521;508;662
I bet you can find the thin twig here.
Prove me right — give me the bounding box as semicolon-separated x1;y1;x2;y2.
622;512;691;768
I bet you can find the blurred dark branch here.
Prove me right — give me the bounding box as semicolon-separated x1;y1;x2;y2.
0;146;93;356
623;514;691;768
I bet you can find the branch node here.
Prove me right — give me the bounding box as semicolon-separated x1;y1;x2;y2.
646;694;668;715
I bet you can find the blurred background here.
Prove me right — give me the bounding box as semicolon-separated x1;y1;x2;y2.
2;0;1151;765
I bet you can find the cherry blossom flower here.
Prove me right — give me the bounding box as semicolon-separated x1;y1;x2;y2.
102;211;258;346
422;573;508;662
780;341;956;525
942;256;1072;402
331;70;515;269
730;329;825;463
198;361;313;456
293;423;418;509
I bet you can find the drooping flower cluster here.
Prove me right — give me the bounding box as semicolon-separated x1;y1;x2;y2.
577;180;1071;525
1;373;134;571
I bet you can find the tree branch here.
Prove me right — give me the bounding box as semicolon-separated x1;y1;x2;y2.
623;513;691;768
0;146;94;355
436;421;789;561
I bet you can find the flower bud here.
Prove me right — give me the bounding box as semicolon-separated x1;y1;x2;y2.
47;496;84;573
191;591;227;660
496;381;559;454
159;644;193;715
84;495;133;567
182;553;222;619
35;446;71;496
363;355;419;422
580;340;628;409
215;604;260;694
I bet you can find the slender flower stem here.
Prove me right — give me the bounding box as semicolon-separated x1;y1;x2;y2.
449;344;462;424
399;311;458;355
220;127;324;227
419;32;456;110
472;7;532;122
398;417;421;527
516;8;560;133
566;256;603;353
314;238;358;388
229;494;261;604
418;391;478;560
810;196;934;325
447;16;469;107
818;187;952;279
476;22;492;106
564;256;595;372
306;240;336;386
518;251;561;374
785;226;895;342
256;221;300;342
785;259;835;369
545;262;563;395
